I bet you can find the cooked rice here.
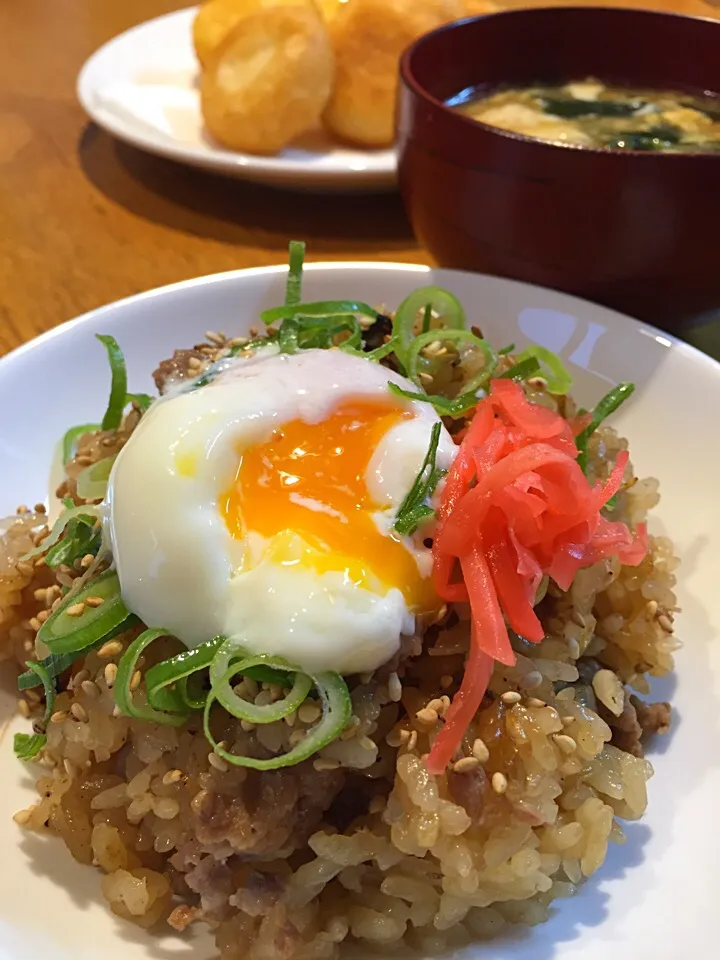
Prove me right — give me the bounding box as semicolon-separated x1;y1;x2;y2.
1;344;679;959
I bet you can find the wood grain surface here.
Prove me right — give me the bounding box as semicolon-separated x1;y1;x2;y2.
1;0;718;359
0;0;425;358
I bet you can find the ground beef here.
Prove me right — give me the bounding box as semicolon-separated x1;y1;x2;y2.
153;348;209;394
633;696;672;738
599;694;671;757
447;767;487;821
190;766;344;857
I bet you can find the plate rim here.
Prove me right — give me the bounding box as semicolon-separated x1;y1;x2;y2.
3;261;719;382
76;6;398;189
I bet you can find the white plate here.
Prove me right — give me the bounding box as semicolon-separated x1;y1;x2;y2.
1;264;719;960
76;8;397;193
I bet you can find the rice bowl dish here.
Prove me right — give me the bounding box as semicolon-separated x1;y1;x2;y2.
0;246;680;959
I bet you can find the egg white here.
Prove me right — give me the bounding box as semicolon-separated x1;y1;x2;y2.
106;347;456;675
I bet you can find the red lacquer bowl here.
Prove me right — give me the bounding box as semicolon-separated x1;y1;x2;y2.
397;7;720;329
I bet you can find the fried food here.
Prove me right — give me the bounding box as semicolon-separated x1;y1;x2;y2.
193;0;318;67
200;5;334;154
323;0;464;148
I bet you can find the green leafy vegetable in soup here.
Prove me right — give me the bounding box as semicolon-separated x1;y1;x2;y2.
450;77;720;152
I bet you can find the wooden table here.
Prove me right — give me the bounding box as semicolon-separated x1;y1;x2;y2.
0;0;425;359
0;0;718;361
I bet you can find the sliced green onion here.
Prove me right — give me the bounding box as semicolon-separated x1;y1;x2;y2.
285;240;306;307
115;628;188;726
393;286;466;368
421;303;432;334
17;620;135;690
96;335;128;431
242;664;294;686
62;423;100;465
388;382;479;419
45;513;101;570
497;356;542;382
498;343;516;356
14;733;48;761
76;455;116;501
38;569;130;655
394;422;444;536
229;332;279;356
21;503;103;561
212;656;312;725
144;635;224;714
14;661;56;761
203;669;351;770
278;318;300;354
514;345;572;394
262;299;378;327
576;382;635;472
405;328;497;396
126;392;153;413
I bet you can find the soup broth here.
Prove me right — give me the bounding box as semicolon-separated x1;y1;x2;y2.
450;78;720;152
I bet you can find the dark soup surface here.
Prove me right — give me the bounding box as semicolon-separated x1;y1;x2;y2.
450;78;720;152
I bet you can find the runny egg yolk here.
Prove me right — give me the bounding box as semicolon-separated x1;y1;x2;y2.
221;401;438;613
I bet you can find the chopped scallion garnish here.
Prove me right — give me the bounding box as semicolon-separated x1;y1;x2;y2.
115;628;188;726
14;661;55;761
285;240;306;307
37;569;131;655
576;382;635;471
497;356;541;382
204;668;350;770
394;422;444;536
96;335;128;431
514;345;572;394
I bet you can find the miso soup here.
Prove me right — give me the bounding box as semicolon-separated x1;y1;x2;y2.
450;78;720;152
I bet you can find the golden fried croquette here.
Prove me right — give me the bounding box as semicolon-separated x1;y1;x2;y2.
200;5;334;154
323;0;465;148
193;0;318;67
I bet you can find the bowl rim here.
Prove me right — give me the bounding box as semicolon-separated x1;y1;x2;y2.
399;5;720;161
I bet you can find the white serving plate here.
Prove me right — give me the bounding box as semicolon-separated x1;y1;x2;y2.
1;263;719;960
77;8;397;193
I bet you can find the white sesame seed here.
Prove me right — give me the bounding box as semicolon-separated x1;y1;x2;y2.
472;738;490;763
104;663;118;687
313;758;341;771
85;596;105;608
453;756;480;774
66;602;85;618
388;672;402;702
70;702;88;722
50;710;69;724
501;691;522;704
98;640;122;658
130;670;142;692
526;697;546;708
491;772;508;794
208;753;228;772
162;769;183;785
13;809;32;826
